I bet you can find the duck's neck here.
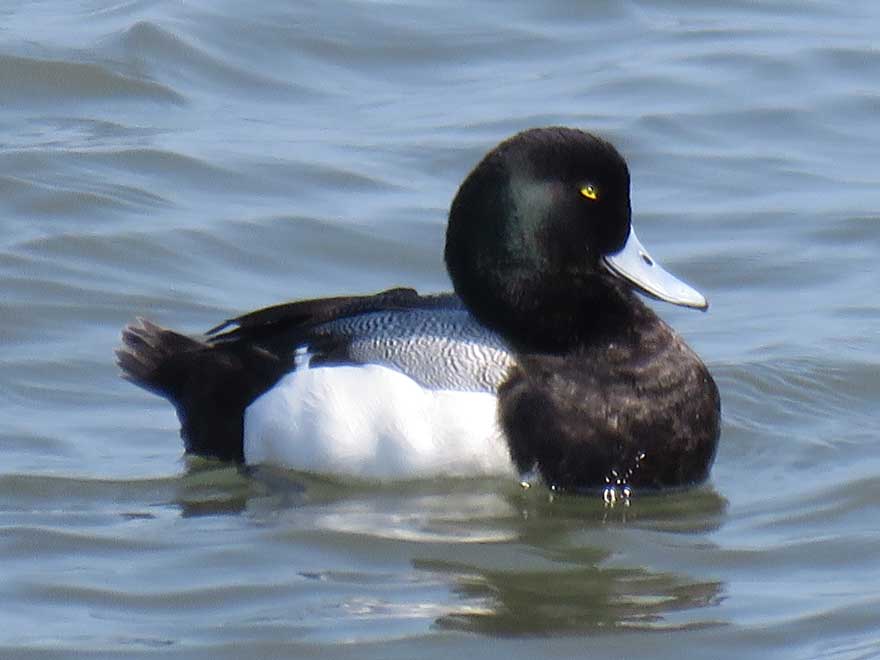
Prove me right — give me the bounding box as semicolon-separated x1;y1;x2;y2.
457;270;650;355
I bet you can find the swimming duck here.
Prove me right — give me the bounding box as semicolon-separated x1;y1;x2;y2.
117;127;720;493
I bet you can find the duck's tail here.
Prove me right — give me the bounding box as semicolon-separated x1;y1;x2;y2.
117;318;286;463
116;318;206;400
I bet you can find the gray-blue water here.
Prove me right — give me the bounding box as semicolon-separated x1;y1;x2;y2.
1;1;879;657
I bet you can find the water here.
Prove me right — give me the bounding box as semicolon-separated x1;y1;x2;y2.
1;1;879;657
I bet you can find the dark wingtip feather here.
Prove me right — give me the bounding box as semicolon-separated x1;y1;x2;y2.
206;318;236;336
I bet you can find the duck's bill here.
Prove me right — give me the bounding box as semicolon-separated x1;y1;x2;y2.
602;227;708;310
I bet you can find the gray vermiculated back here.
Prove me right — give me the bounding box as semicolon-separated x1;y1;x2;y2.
313;307;516;392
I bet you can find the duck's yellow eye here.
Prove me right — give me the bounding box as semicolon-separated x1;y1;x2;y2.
579;185;599;201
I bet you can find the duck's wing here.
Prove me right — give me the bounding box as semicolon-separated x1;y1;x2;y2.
209;288;511;393
206;287;435;342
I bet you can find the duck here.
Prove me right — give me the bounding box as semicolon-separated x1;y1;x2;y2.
117;127;720;494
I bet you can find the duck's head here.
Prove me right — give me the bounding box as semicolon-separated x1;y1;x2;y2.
445;127;706;351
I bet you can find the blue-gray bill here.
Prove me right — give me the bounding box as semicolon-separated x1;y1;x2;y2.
602;227;708;310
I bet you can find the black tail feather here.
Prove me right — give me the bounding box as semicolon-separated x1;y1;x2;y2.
117;318;289;463
116;319;206;399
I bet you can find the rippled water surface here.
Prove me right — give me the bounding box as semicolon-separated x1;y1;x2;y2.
2;1;879;657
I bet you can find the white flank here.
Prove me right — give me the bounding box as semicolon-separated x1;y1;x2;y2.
243;364;517;480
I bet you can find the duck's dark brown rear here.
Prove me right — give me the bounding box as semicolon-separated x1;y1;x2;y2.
116;319;286;462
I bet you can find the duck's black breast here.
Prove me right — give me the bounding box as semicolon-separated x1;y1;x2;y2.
498;292;720;492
